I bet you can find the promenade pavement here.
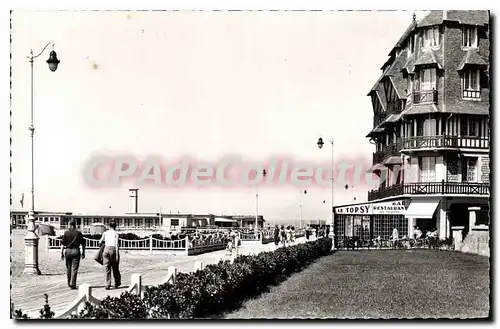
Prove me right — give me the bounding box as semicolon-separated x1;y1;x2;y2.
10;230;308;318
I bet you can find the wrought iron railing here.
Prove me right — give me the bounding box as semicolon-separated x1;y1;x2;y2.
368;181;490;201
413;89;438;104
402;135;489;150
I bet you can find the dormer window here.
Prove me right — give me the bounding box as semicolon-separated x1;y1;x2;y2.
462;69;480;99
422;26;440;48
463;25;478;48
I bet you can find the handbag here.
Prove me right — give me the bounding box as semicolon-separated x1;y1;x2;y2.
94;243;105;265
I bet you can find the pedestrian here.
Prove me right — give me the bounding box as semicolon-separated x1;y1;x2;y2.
273;225;280;246
61;220;86;289
99;222;121;290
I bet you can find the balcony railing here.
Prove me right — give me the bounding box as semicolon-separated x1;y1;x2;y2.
373;141;402;164
413;90;438;104
368;181;490;201
402;135;489;150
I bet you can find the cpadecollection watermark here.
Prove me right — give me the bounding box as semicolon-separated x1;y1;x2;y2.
82;154;414;189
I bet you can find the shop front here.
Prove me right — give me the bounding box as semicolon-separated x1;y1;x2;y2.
333;199;410;248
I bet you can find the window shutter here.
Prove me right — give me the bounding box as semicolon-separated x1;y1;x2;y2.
473;26;478;47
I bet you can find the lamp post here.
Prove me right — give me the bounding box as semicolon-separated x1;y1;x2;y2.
255;169;266;230
24;42;60;275
300;204;303;228
317;137;335;250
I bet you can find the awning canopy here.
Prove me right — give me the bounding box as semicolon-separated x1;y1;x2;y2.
366;163;388;173
383;156;403;165
214;218;237;223
405;200;440;219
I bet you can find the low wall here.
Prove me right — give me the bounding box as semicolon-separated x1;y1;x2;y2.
460;225;490;257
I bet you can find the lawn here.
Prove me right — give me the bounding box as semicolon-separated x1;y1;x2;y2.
225;249;490;319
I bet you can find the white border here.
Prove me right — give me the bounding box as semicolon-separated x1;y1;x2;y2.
2;1;497;328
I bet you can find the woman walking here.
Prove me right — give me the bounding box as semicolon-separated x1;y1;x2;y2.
99;222;121;290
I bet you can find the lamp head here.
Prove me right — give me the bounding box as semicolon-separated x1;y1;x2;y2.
317;137;324;149
46;50;60;72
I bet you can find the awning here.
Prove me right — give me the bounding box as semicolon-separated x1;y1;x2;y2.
405;200;440;219
401;104;439;117
366;163;388;173
383;156;402;165
214;218;237;223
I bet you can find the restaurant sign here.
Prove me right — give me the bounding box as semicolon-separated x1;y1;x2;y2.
335;200;408;215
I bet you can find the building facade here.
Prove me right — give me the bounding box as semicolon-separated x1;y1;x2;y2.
11;210;265;233
333;11;490;247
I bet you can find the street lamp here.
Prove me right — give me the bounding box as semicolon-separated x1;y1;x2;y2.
317;137;335;250
255;169;266;230
24;42;60;275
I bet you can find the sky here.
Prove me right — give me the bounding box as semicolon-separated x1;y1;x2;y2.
10;10;423;224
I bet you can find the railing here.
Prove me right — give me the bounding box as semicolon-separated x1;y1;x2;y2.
402;135;489;150
239;232;261;241
372;141;402;164
46;236;219;254
368;181;490;201
412;89;438;104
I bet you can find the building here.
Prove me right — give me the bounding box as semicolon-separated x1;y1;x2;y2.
10;210;265;233
333;11;490;247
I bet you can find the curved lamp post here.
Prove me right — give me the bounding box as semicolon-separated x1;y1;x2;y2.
317;137;335;250
24;42;60;275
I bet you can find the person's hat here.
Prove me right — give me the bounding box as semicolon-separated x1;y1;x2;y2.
69;220;76;226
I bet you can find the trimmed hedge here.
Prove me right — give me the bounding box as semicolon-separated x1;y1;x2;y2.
13;238;332;319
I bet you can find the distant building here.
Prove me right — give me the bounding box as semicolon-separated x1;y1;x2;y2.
10;210;265;232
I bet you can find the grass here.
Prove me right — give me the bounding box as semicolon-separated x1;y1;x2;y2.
225;249;490;319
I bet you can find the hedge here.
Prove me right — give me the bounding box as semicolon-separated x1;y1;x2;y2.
13;237;332;319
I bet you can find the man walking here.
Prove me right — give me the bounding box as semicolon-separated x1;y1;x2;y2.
61;220;85;289
99;222;121;290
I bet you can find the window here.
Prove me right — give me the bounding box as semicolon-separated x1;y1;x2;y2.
408;35;415;55
463;25;478;48
419;68;437;91
422;26;440;48
406;76;413;95
463;69;480;98
123;217;133;227
419;157;436;182
461;158;477;182
460;116;479;137
145;218;153;228
171;218;180;226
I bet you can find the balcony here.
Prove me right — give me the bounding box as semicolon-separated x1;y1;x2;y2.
367;181;490;201
413;90;438;104
372;141;402;164
402;135;489;151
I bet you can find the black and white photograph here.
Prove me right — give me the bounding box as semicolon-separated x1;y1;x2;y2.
7;4;492;321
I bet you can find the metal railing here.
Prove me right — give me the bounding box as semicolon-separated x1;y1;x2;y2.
402;135;489;150
368;181;490;201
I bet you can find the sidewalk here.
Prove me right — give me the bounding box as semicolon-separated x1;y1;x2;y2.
11;233;306;318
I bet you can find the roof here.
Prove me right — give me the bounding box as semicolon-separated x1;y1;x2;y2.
366;127;386;138
384;113;402;124
418;10;489;27
445;10;489;26
401;104;439;117
390;20;418;54
375;86;388;111
458;50;488;70
402;54;417;74
383;156;403;165
414;50;443;69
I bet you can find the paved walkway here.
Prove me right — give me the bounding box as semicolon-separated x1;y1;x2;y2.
10;230;307;318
